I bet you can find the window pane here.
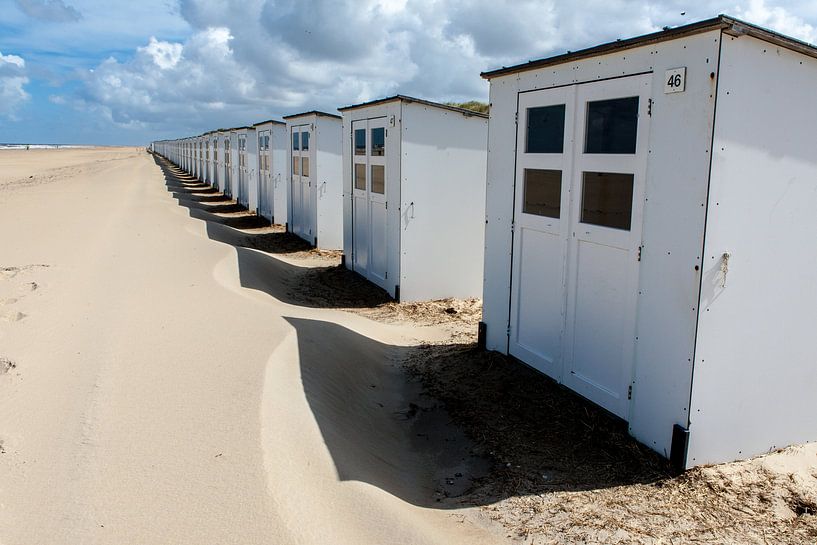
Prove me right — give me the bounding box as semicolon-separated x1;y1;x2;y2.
302;157;310;177
354;129;366;155
523;169;561;218
354;163;366;190
526;105;565;153
371;128;385;156
581;172;634;230
301;132;310;151
293;156;300;175
585;97;639;154
371;165;385;194
292;132;299;150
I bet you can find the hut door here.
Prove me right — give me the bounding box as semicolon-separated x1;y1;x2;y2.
510;74;650;419
224;138;232;196
257;130;272;220
562;75;650;419
509;86;574;378
351;120;369;274
290;125;313;242
212;141;219;189
238;135;248;206
351;118;388;289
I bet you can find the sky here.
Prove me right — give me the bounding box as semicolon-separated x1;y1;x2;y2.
0;0;815;145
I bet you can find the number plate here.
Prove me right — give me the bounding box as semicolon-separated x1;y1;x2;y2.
664;67;686;94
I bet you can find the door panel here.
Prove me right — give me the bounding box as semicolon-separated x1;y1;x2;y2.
562;74;650;419
509;87;573;377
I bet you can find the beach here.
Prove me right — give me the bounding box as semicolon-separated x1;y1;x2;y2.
0;147;503;544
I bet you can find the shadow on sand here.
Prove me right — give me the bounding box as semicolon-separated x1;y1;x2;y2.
152;154;672;510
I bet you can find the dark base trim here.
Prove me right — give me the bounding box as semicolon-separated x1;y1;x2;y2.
670;424;690;472
477;321;487;350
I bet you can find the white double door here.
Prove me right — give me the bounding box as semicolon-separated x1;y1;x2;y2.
290;124;314;243
509;74;651;419
238;136;249;206
351;117;388;290
257;131;272;219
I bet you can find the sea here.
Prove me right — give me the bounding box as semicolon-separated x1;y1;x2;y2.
0;144;97;150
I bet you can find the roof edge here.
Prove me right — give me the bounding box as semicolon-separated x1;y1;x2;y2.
338;94;488;118
481;15;817;79
282;110;342;120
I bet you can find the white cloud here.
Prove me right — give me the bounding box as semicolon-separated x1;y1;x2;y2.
0;51;30;119
73;0;817;138
14;0;82;22
735;0;816;43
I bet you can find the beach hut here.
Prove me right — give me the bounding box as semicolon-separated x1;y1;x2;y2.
479;15;817;469
252;120;288;225
282;111;343;249
338;95;488;301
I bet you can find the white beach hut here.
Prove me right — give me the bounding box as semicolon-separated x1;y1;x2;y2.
282;111;343;249
252;120;288;224
338;95;488;301
479;15;817;469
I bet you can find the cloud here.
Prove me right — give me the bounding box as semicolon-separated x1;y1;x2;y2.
735;0;817;43
73;0;817;139
0;51;30;119
14;0;82;22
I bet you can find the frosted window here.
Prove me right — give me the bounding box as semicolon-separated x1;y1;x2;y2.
523;169;561;218
354;163;366;190
581;172;634;230
371;165;385;194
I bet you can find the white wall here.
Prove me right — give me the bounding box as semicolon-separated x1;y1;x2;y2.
400;102;487;301
688;34;817;466
482;30;722;460
316;115;343;250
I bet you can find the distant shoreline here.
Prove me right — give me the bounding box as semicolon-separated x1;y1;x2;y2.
0;144;100;150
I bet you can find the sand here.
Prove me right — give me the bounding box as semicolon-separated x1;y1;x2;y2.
0;148;504;544
1;148;815;545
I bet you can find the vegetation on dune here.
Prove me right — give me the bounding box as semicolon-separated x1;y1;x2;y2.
446;101;490;114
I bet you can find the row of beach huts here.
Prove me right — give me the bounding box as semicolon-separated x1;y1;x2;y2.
151;16;817;471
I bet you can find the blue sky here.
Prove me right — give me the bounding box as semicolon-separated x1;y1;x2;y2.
0;0;815;145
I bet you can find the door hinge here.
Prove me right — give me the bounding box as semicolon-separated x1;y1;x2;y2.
514;112;518;124
385;271;388;279
628;384;633;400
637;246;643;262
647;98;653;117
510;221;515;233
385;128;388;137
385;201;388;210
506;324;512;336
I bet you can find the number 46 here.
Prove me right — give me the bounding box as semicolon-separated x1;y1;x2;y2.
667;73;682;87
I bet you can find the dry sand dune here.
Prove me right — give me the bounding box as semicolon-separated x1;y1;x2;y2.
0;148;503;544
